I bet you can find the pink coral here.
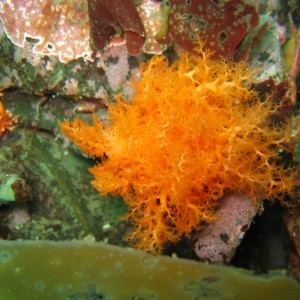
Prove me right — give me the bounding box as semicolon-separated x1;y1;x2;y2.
0;0;92;62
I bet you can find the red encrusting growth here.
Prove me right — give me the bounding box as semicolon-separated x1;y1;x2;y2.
88;0;145;55
156;0;259;58
61;45;297;254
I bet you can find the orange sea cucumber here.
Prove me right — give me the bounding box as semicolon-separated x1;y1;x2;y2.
61;46;297;254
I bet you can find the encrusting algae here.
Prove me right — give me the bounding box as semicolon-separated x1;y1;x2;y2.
60;45;298;254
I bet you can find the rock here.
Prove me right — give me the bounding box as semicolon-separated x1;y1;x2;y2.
194;192;257;264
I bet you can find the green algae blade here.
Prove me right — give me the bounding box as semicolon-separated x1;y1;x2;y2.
0;240;299;299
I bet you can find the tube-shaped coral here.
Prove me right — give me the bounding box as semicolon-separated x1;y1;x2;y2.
61;45;297;254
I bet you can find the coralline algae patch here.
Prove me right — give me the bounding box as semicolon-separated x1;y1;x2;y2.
0;0;91;63
0;240;300;300
0;25;139;101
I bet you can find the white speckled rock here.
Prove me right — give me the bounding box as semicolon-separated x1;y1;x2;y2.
194;192;258;264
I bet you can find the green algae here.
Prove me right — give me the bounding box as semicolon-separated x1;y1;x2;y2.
0;174;19;201
0;91;127;244
0;240;299;300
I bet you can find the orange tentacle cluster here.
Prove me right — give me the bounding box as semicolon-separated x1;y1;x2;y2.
0;97;18;138
61;45;297;254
